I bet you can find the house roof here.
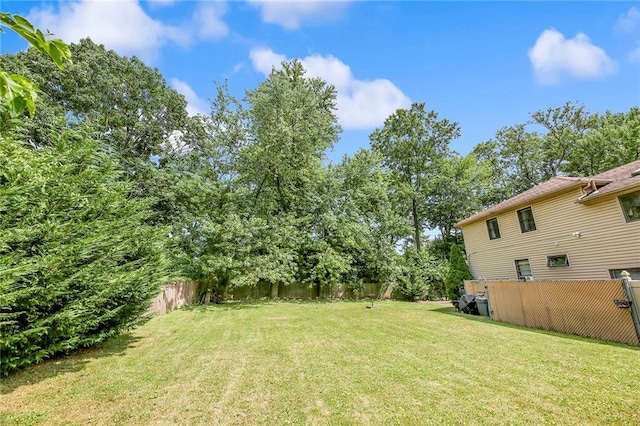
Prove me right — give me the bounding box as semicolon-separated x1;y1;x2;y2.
455;158;640;227
578;158;640;203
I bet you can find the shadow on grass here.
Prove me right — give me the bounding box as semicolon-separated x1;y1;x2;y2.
1;333;142;395
431;306;640;350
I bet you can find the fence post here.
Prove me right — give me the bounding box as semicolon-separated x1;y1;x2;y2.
621;271;640;344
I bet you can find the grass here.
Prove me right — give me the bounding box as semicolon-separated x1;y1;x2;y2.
1;301;639;425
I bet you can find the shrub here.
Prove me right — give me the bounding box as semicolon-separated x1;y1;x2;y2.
396;248;446;301
0;135;170;375
444;244;473;303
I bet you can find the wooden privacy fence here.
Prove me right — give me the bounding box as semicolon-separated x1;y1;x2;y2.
148;282;392;315
148;281;198;315
464;278;640;346
227;282;388;300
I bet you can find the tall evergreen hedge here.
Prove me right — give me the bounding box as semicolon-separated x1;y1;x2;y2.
0;135;170;375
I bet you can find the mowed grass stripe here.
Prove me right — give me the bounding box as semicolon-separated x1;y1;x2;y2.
1;301;638;425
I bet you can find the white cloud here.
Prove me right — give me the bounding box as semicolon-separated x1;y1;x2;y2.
629;46;640;63
248;0;349;30
249;48;288;74
193;1;229;39
528;29;617;85
615;7;640;34
249;48;410;129
171;78;209;116
27;0;229;62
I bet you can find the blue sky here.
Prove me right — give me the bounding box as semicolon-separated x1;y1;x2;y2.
2;1;639;162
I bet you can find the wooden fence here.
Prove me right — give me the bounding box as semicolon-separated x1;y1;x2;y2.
148;281;198;315
227;282;389;300
464;278;640;346
148;282;393;316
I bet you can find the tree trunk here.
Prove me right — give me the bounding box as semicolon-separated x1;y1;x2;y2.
270;281;280;299
412;198;421;252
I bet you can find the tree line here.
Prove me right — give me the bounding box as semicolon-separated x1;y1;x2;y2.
1;37;638;374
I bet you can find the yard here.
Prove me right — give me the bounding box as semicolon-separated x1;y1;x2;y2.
1;301;638;425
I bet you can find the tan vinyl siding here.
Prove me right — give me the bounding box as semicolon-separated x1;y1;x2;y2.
461;188;640;280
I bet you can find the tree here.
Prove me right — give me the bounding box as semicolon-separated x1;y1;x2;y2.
370;103;459;251
1;38;188;162
1;38;200;235
232;60;341;295
241;60;340;217
427;153;494;240
444;244;473;303
324;150;406;298
0;13;70;118
159;83;245;281
477;102;599;201
0;133;170;375
531;101;592;177
566;107;640;176
396;247;447;301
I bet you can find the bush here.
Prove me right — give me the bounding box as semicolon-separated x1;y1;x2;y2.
0;135;170;375
396;248;446;301
444;244;473;303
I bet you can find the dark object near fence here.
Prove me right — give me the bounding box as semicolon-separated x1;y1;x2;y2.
458;294;479;315
614;299;632;309
475;296;490;317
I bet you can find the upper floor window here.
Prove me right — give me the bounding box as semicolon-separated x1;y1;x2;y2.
619;190;640;222
517;207;537;233
486;218;500;240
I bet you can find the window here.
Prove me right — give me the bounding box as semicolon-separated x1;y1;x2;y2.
486;218;501;240
547;254;569;267
609;268;640;280
515;259;532;280
517;207;536;233
619;190;640;222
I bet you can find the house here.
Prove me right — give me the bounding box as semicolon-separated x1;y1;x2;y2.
455;159;640;281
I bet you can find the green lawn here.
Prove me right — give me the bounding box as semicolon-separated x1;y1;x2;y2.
1;301;638;425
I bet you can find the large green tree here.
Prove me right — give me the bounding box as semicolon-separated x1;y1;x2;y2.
370;102;459;251
175;61;343;296
235;60;341;295
474;103;638;206
328;149;406;293
241;60;340;216
0;38;188;161
0;38;203;233
427;153;494;240
566;107;640;176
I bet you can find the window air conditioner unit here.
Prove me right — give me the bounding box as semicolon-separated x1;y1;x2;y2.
524;276;534;281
